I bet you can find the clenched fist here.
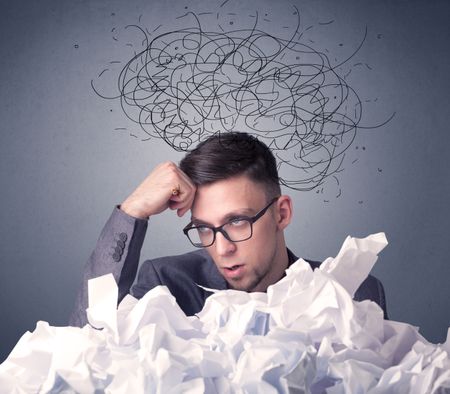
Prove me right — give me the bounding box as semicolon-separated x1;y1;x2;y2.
120;162;196;219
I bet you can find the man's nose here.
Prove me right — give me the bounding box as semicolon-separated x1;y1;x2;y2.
214;231;236;256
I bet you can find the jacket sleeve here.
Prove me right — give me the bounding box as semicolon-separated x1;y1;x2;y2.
68;206;148;327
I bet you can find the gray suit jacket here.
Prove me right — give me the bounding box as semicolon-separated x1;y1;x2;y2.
69;207;388;327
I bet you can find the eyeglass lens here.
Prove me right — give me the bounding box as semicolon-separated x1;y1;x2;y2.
187;219;252;247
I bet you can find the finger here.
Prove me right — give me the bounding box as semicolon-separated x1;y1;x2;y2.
164;164;196;216
169;195;193;212
169;191;195;216
178;193;196;217
177;205;192;217
168;187;193;208
173;179;195;202
168;199;183;210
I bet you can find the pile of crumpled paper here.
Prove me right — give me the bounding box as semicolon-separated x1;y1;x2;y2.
1;233;449;393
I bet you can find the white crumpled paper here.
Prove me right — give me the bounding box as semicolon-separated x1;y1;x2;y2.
1;233;450;393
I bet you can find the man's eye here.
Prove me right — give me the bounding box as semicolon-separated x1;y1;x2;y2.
229;218;246;226
197;226;211;234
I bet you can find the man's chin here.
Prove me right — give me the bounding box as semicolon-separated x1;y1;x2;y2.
226;277;262;293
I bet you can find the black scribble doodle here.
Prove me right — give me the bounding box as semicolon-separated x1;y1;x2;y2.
319;20;335;26
98;69;108;78
92;5;394;193
332;175;342;198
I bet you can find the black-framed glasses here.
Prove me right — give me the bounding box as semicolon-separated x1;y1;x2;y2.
183;197;279;248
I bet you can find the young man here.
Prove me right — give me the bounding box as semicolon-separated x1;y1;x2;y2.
70;132;387;327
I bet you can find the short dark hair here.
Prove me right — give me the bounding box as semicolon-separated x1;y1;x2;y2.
179;132;281;197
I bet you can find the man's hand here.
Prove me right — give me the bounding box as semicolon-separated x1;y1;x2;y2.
120;162;196;219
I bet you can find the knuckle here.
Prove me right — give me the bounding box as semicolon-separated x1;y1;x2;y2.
159;161;176;170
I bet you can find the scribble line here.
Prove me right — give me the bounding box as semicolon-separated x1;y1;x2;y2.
92;6;392;192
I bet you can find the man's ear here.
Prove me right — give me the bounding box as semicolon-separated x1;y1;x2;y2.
275;195;293;230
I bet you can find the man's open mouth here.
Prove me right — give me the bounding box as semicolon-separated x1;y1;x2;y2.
225;265;242;271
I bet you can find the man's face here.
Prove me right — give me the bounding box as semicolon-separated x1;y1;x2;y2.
190;175;289;292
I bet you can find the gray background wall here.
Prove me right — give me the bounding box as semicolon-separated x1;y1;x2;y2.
1;0;449;362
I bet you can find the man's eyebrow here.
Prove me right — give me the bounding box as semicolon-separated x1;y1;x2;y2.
191;208;256;226
190;217;211;226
